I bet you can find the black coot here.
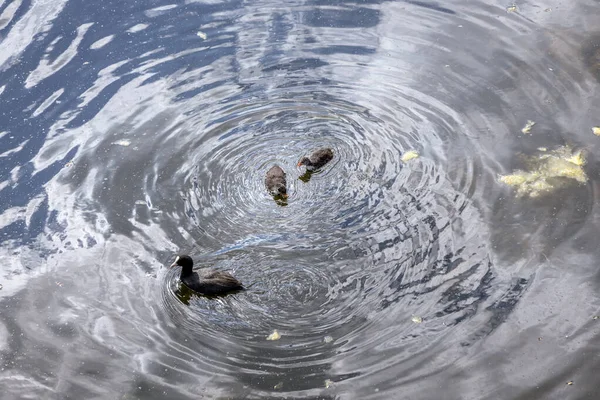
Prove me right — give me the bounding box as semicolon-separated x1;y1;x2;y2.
170;255;244;295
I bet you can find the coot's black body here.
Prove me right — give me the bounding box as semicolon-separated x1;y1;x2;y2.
170;255;244;295
265;165;287;197
298;148;334;170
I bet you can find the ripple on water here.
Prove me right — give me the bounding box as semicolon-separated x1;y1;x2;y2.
153;72;493;394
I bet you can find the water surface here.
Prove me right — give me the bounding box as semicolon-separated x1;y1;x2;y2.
1;0;600;399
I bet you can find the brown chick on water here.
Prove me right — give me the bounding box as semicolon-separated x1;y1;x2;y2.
265;165;287;197
297;148;334;170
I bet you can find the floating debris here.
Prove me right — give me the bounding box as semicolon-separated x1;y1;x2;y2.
538;337;542;341
65;161;74;168
197;31;207;40
592;127;600;136
537;147;547;152
521;120;535;134
499;146;587;197
324;379;334;388
323;335;333;343
567;381;573;386
273;382;283;390
507;5;517;12
411;315;423;324
0;284;2;290
500;174;526;186
401;150;420;162
112;139;131;147
564;151;585;166
593;316;599;320
266;330;281;341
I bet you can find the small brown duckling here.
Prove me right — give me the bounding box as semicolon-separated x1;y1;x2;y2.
297;148;334;170
170;255;244;295
265;165;287;197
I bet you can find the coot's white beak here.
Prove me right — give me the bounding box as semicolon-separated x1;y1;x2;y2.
169;256;180;268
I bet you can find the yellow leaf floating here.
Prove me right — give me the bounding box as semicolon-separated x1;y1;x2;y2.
499;146;587;197
592;127;600;136
499;174;526;186
266;330;281;341
411;315;423;324
565;151;585;166
401;150;420;162
521;120;535;134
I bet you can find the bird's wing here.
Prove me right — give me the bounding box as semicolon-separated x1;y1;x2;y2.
199;270;241;285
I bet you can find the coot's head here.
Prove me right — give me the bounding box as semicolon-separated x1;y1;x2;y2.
170;255;194;271
275;185;288;197
297;157;311;167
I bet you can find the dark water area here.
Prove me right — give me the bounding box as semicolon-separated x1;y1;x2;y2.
1;0;600;398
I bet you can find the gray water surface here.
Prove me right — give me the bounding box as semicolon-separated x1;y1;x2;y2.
1;0;600;399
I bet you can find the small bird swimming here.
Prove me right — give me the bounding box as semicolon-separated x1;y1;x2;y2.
265;165;287;198
297;148;334;170
170;255;244;295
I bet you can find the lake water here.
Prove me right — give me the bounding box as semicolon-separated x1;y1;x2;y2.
1;0;600;399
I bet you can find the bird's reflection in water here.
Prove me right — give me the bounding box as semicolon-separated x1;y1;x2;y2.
298;170;314;183
175;283;196;305
174;282;246;305
272;194;288;206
